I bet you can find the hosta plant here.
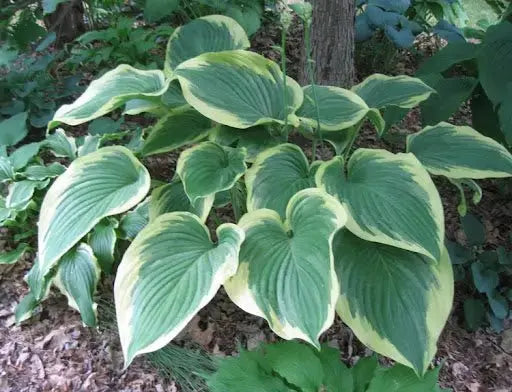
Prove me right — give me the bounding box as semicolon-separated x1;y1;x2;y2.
356;0;467;48
384;19;512;149
208;341;448;392
22;13;512;376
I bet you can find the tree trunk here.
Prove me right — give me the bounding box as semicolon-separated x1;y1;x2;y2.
299;0;355;88
43;0;86;46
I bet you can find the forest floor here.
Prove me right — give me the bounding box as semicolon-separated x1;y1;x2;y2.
1;21;512;392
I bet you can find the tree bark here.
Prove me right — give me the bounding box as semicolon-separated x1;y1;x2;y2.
43;0;86;46
299;0;356;88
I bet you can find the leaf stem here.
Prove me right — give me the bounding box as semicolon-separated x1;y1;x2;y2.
343;120;364;160
304;21;322;162
281;26;288;128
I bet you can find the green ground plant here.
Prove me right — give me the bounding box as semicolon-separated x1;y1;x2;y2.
65;17;174;70
9;5;512;384
384;17;512;147
447;214;512;333
209;341;448;392
0;48;83;133
356;0;468;49
142;0;271;36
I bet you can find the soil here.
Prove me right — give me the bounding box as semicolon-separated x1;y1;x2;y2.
2;18;512;392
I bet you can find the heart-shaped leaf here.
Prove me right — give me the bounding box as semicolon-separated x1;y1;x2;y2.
165;15;250;75
174;50;304;129
143;108;213;156
352;74;434;110
296;85;369;131
316;149;444;260
54;244;101;327
88;218;118;274
149;179;214;222
225;189;346;347
245;144;318;219
38;146;150;280
209;124;283;163
177;141;247;203
49;65;168;129
115;212;244;366
333;229;453;375
407;123;512;179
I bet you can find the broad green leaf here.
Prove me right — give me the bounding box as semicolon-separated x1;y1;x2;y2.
209;124;283;163
44;129;77;159
123;99;162;116
115;212;244;366
296;85;369;131
144;0;179;23
230;180;247;221
161;80;188;108
225;189;346;347
477;21;512;105
366;109;386;134
174;50;304;128
471;88;507;145
119;199;150;241
177;141;247;203
143;108;213;156
87;117;124;135
353;356;378;392
208;350;291;392
15;292;39;324
315;345;354;392
352;74;434;110
38;146;150;279
265;341;324;392
487;290;508;319
89;218;118;274
498;84;512;145
420;76;478;126
245;144;317;219
417;41;478;75
49;65;168;129
316;150;444;260
224;3;262;36
214;189;231;208
0;243;30;264
165;15;250;74
23;162;66;180
77;135;101;157
0;198;14;223
6;180;37;210
322;129;352;156
149;179;214;223
26;257;54;301
407;123;512;179
460;213;486;246
0;157;15;183
9;142;41;170
54;244;101;327
125;128;145;153
332;230;454;375
366;365;441;392
0;112;28;146
471;261;498;293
